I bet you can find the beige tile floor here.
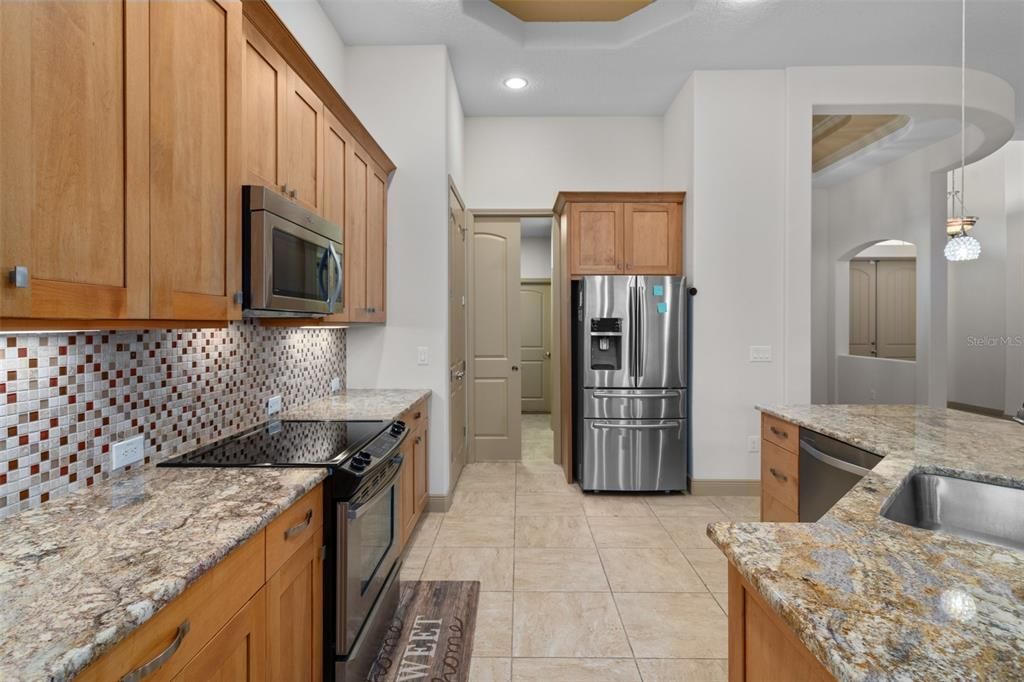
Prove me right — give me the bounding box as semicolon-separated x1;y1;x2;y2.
400;414;757;682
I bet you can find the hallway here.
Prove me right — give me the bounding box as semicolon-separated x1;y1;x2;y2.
400;414;757;681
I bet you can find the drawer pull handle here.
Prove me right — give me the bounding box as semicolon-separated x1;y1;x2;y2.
120;620;190;682
769;467;788;483
284;510;313;540
769;426;788;439
413;411;422;420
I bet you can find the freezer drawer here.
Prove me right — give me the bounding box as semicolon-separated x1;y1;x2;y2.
581;419;687;492
583;388;686;419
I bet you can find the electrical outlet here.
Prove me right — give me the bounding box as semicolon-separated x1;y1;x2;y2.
330;377;341;394
416;346;429;366
112;435;145;470
749;345;772;362
267;395;283;416
747;436;760;453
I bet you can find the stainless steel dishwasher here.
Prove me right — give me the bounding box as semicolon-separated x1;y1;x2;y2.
799;429;883;522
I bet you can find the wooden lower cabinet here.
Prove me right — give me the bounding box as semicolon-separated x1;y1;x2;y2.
78;484;324;682
760;414;800;522
398;399;430;547
173;588;267;681
728;565;833;682
267;527;323;682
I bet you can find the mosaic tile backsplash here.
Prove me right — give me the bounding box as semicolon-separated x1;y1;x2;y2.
0;321;345;518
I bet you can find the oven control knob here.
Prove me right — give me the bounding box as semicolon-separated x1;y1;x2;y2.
355;453;372;464
350;459;367;472
390;422;405;436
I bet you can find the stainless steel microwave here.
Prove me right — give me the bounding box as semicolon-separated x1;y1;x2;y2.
242;185;343;317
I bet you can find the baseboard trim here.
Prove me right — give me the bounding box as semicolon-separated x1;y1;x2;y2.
690;479;761;496
947;401;1009;419
427;493;453;513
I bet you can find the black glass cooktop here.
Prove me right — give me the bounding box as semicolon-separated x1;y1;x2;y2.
158;420;389;468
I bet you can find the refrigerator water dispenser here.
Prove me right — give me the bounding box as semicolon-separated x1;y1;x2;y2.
589;319;622;370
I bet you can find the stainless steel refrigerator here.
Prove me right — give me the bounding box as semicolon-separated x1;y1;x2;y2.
574;276;688;492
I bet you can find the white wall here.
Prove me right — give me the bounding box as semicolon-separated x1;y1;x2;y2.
947;149;1009;412
342;46;454;497
267;0;345;94
520;236;552;279
662;78;695;277
463;116;663;209
1006;143;1024;416
676;71;789;482
446;60;465;191
836;355;917;404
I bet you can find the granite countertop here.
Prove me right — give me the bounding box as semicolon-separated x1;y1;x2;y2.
0;388;430;681
708;405;1024;681
280;388;431;422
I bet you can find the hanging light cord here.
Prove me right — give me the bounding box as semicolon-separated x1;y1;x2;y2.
958;0;967;229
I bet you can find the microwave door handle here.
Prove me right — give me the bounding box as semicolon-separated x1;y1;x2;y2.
317;247;330;300
328;243;343;308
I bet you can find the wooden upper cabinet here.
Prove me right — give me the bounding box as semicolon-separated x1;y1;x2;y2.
570;203;624;275
242;18;286;190
321;109;351;322
283;67;324;214
624;202;682;275
559;193;685;278
345;144;388;323
0;0;149;320
149;0;242;321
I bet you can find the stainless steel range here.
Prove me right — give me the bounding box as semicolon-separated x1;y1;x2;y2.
158;418;409;682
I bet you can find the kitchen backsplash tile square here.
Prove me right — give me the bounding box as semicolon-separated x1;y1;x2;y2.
0;321;345;517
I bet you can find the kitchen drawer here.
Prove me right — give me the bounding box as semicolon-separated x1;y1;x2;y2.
761;440;799;513
761;492;798;522
762;414;798;454
77;532;265;682
266;484;323;578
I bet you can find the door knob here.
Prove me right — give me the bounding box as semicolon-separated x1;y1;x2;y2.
544;352;551;358
511;365;519;372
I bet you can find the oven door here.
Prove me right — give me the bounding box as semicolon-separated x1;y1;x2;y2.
337;462;401;656
249;209;343;316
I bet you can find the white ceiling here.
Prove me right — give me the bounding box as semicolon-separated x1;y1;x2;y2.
319;0;1023;134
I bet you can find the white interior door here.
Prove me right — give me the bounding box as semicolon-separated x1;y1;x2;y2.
520;282;551;413
876;259;916;359
448;185;468;486
470;217;521;461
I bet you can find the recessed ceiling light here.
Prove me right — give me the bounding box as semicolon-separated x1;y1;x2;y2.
504;76;528;90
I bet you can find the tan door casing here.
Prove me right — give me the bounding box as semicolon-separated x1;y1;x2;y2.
520;281;552;413
448;182;468;485
470;216;522;462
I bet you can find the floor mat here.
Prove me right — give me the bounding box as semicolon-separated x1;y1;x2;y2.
368;580;480;682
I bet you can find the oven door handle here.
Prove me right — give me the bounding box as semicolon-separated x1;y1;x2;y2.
800;439;873;477
347;454;403;520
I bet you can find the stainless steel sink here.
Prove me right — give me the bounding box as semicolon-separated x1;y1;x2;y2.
881;473;1024;552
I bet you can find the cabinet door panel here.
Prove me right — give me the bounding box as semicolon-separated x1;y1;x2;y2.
267;528;323;682
414;430;428;514
0;0;148;319
242;19;286;190
173;588;267;682
570;203;623;275
345;146;369;320
149;0;241;320
399;441;417;546
322;109;350;321
284;69;324;214
365;163;388;322
624;202;681;275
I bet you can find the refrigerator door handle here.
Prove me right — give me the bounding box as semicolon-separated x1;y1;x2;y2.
636;279;646;380
627;278;636;381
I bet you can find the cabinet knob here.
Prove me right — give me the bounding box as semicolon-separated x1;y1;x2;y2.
8;266;28;289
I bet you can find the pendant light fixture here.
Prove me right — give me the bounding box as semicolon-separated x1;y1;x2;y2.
945;0;981;262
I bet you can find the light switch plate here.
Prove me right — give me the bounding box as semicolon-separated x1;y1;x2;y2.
112;435;145;470
749;345;772;362
267;395;283;416
748;436;760;453
416;347;429;366
330;377;341;394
